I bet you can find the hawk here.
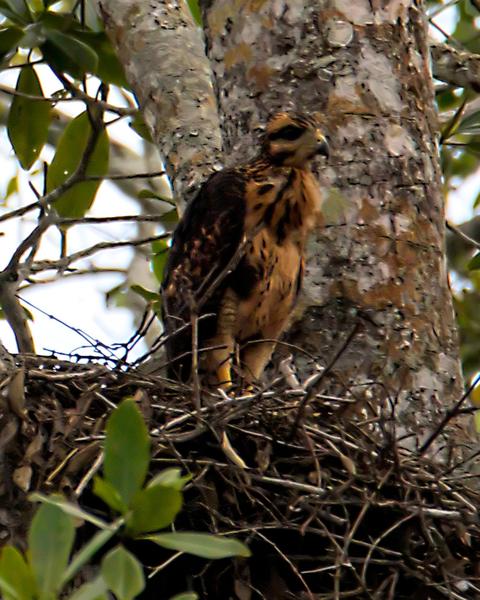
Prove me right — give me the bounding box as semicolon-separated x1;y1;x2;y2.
162;112;329;389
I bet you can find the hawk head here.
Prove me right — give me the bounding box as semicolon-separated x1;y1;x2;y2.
262;112;329;168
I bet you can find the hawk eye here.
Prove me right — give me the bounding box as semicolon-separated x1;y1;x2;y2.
269;125;305;141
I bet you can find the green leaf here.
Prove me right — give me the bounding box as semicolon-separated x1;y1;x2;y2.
101;546;145;600
0;575;18;600
130;284;161;304
104;399;150;507
67;576;108;600
129;112;153;143
186;0;202;26
82;0;102;31
468;253;480;271
93;476;128;514
0;26;22;57
28;502;75;599
3;0;30;22
151;239;170;282
61;526;119;588
29;492;111;530
3;174;18;204
146;532;251;559
27;0;43;12
126;484;182;536
147;468;191;491
7;66;51;170
137;189;174;206
465;0;479;17
43;30;98;77
0;546;36;600
473;191;480;209
169;594;199;600
0;2;27;23
46;111;109;218
158;209;179;230
456;110;480;136
71;31;128;87
475;410;480;433
17;21;46;48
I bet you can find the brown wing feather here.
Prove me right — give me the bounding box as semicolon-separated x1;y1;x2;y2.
162;169;247;381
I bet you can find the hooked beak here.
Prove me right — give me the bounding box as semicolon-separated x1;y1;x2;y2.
316;134;330;159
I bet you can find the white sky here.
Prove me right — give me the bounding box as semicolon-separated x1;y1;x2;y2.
0;2;478;361
0;66;154;361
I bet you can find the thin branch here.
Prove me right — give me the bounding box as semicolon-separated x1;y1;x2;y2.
428;0;460;19
255;531;314;600
5;213;55;273
446;220;480;251
81;170;167;182
29;233;169;274
429;21;467;50
18;294;117;360
431;42;480;91
57;214;167;226
21;267;127;288
289;323;361;438
418;372;480;455
0;82;135;116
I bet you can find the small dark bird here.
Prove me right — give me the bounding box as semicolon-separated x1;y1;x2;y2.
162;112;329;388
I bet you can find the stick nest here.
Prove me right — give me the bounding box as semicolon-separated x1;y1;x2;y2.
1;354;480;599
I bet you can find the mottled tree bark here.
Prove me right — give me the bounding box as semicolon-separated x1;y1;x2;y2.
96;0;472;451
96;0;223;211
201;0;470;450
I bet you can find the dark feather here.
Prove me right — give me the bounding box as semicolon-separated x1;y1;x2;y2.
162;169;247;381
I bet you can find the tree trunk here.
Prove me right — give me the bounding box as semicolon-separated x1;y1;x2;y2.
200;0;471;451
96;0;223;211
99;0;472;451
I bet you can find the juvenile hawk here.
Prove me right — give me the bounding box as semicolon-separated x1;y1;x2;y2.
162;112;329;388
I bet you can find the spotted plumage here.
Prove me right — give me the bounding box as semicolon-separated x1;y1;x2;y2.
162;112;329;387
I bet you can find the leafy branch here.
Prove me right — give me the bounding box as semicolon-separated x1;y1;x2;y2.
0;399;250;600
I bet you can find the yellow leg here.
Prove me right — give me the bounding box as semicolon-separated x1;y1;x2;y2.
205;288;238;389
217;359;233;390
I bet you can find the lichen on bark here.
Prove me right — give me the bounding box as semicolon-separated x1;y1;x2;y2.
97;0;223;210
200;0;470;449
96;0;472;451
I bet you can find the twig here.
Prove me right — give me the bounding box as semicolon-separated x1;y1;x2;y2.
289;323;360;438
148;552;183;579
56;214;167;226
431;42;480;91
418;372;480;455
255;531;314;600
29;233;169;273
250;474;325;495
446;220;480;251
81;170;167;182
190;311;201;412
0;82;135;115
18;295;117;360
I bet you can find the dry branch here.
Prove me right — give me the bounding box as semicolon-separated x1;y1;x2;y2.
431;42;480;91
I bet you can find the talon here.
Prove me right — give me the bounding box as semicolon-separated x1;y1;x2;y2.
240;384;255;398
